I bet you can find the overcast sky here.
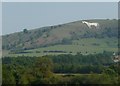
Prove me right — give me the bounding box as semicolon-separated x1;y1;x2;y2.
2;2;118;35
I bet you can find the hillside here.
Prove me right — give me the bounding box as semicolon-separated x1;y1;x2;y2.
2;19;119;56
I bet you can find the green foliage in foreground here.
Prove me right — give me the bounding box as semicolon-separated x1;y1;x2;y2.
2;52;120;85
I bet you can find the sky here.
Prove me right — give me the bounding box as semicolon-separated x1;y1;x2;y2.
2;2;118;35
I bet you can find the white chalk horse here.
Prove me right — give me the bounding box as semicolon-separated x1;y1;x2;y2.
82;21;99;28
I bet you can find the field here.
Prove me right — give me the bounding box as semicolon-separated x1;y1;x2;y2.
3;37;118;57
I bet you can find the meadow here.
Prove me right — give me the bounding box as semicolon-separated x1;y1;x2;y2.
3;37;118;57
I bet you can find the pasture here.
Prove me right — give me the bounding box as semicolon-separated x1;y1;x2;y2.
3;37;118;57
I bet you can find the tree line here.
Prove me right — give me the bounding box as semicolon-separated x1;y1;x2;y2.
2;52;120;85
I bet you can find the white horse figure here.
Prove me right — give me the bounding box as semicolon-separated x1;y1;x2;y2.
82;21;99;28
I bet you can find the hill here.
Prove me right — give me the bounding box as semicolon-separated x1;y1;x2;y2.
2;19;119;56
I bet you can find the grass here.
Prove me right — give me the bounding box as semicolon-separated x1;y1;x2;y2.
3;37;118;57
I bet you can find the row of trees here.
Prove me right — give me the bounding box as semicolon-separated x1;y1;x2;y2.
2;57;53;85
2;52;120;85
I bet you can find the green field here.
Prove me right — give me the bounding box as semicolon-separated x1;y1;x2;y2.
3;37;118;57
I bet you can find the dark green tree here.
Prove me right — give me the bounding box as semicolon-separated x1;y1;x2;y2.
23;28;28;33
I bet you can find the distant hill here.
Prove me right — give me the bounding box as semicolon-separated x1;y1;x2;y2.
2;19;119;56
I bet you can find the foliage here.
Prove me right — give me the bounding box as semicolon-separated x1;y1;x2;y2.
23;29;28;33
2;52;120;85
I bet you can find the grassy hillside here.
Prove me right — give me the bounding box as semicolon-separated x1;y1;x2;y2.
2;19;119;56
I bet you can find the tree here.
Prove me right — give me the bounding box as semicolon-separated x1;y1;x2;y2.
23;29;28;33
2;65;16;84
102;68;116;75
32;57;54;84
36;57;53;77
